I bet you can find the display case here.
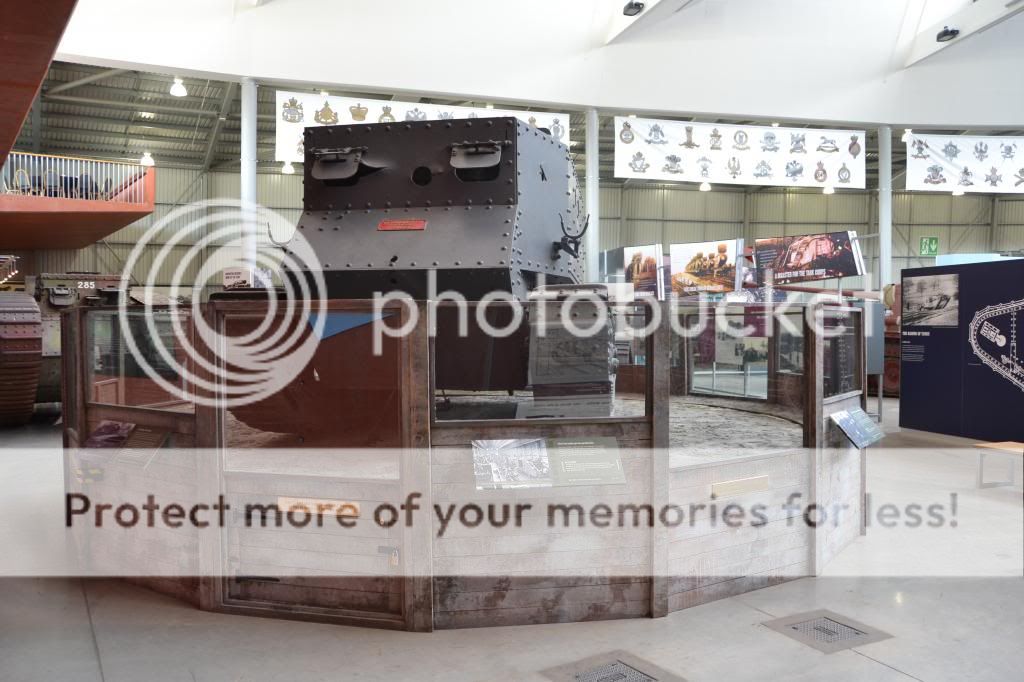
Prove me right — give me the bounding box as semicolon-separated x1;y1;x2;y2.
61;299;867;631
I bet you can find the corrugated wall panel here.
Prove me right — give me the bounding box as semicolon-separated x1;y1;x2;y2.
622;187;664;220
996;198;1024;225
749;193;785;222
257;173;303;209
662;221;705;245
893;192;912;224
703;222;744;241
704;191;745;222
826;194;870;224
992;224;1024;251
950;195;991;225
906;194;951;224
598;219;620;251
947;227;993;253
599;186;621;218
623;220;663;247
662;189;703;220
783;192;829;224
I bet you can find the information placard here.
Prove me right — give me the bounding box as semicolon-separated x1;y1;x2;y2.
472;437;624;490
830;408;884;449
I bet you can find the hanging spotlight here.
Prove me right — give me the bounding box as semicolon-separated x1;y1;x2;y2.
169;77;187;97
281;161;295;175
822;185;835;195
699;181;711;192
901;129;912;143
952;187;965;196
139;152;155;167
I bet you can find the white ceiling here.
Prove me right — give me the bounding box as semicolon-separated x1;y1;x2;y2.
56;0;1024;128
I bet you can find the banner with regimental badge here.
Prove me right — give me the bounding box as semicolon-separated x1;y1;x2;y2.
905;133;1024;194
613;116;866;189
276;91;572;163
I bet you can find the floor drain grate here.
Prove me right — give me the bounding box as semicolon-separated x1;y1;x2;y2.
574;660;656;682
542;650;687;682
791;616;866;643
763;609;892;654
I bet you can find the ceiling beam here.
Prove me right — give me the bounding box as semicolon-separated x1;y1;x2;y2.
42;94;276;121
46;68;133;95
204;82;237;169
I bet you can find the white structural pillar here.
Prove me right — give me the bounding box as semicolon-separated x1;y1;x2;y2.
240;76;258;270
877;125;893;288
584;108;601;281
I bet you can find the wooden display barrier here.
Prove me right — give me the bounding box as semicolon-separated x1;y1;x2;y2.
61;300;866;631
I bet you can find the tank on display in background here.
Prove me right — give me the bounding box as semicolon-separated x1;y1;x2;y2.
0;265;126;426
229;117;592;437
26;273;125;403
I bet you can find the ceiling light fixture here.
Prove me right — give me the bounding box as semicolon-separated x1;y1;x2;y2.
699;181;711;192
823;185;835;195
138;111;155;119
952;187;965;196
485;103;494;109
936;26;960;43
139;152;155;167
901;128;912;143
169;78;187;97
623;1;645;17
320;89;329;97
281;162;295;175
771;122;780;128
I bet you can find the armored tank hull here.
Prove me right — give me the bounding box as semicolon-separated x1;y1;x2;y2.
228;117;587;438
0;292;42;426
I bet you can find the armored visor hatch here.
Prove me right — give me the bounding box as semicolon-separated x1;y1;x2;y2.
288;116;585;300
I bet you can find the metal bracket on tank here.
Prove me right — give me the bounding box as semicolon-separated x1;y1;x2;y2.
552;214;589;260
448;141;505;169
310;146;373;180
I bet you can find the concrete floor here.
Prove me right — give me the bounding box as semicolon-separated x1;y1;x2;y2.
1;399;1021;682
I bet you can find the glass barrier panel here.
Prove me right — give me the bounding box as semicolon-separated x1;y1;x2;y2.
85;309;194;412
687;307;768;400
822;308;862;397
432;300;648;421
221;310;405;448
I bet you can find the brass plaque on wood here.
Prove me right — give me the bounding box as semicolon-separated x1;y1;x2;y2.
276;496;360;518
710;475;769;499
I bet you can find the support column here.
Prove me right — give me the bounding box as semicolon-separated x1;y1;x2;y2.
240;77;258;270
877;125;893;288
584;108;601;281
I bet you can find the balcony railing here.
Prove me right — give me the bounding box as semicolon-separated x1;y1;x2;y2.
1;151;148;205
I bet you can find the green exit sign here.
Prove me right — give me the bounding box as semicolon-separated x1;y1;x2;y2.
919;236;939;257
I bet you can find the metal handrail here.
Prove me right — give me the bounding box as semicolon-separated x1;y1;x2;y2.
1;151;147;204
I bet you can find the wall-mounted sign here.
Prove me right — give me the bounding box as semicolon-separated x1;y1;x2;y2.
919;236;939;257
613;117;866;189
905;133;1024;194
754;231;865;285
275;91;572;163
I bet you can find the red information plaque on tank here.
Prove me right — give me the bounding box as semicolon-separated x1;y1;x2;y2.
378;219;427;231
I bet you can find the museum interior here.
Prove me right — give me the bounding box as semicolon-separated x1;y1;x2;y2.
0;1;1021;681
